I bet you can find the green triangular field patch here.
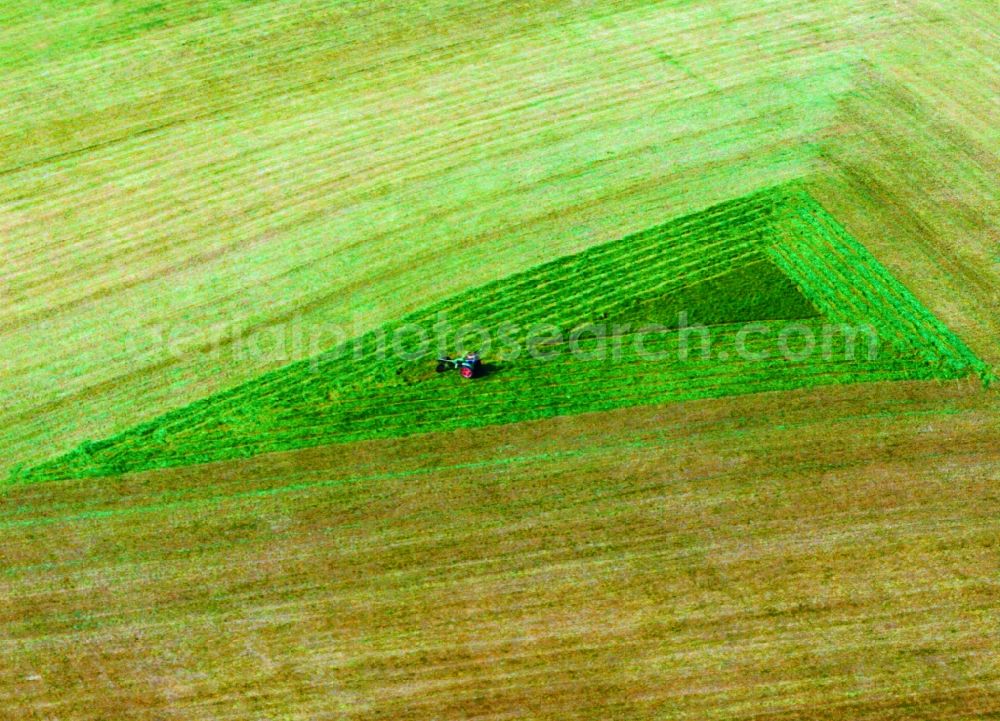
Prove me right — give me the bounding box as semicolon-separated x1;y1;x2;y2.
20;185;988;482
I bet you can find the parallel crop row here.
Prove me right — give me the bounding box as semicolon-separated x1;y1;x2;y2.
767;189;988;377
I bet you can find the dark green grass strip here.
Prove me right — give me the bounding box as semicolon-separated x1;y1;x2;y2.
17;184;987;483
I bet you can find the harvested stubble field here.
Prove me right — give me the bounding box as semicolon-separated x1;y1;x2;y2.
1;0;998;718
2;383;998;719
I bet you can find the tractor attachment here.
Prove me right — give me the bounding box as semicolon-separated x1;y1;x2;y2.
436;351;482;379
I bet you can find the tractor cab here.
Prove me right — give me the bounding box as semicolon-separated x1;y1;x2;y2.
459;351;481;378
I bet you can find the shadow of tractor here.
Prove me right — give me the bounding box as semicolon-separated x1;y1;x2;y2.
474;361;503;379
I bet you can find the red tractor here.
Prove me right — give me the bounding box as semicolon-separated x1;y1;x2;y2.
436;351;482;379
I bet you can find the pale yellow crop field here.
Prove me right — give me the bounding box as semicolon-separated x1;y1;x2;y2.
3;381;998;719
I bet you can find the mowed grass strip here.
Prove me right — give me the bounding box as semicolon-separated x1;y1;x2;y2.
2;382;998;720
